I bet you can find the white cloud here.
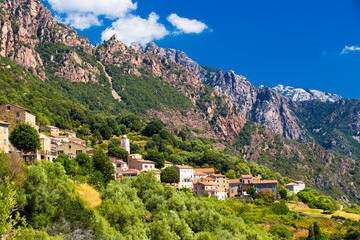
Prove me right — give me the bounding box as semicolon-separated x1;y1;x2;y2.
101;12;169;45
47;0;137;19
56;13;101;30
341;45;360;55
167;13;208;34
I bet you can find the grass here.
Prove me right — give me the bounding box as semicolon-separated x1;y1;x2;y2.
287;202;360;221
75;183;102;209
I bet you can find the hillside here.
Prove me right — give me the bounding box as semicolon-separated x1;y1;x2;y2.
0;0;360;203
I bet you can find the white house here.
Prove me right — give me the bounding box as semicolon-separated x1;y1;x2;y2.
285;181;306;194
174;165;194;189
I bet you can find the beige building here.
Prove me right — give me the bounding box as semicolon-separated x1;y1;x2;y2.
55;142;92;158
69;138;86;146
193;168;215;182
164;161;174;168
0;121;9;153
0;103;36;130
209;174;229;191
285;181;305;194
40;126;59;136
127;154;156;171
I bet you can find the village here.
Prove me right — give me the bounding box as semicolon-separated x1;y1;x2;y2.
0;103;306;200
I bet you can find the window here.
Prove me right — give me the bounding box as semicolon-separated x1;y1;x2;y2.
69;145;71;149
57;150;64;155
117;164;121;167
16;112;20;117
76;150;82;154
3;127;5;134
4;139;6;145
7;106;10;110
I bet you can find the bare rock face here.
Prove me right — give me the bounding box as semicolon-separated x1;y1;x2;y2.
140;42;307;141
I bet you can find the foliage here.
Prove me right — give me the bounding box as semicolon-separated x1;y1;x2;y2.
160;166;180;184
9;123;40;152
345;227;360;240
297;189;337;213
108;146;129;160
92;150;115;183
142;120;164;137
0;152;25;186
145;149;165;169
268;225;293;240
53;153;79;176
279;188;288;200
270;200;289;215
246;186;256;197
256;190;275;203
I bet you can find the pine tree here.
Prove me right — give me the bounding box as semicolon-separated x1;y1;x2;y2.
307;224;315;240
314;222;321;240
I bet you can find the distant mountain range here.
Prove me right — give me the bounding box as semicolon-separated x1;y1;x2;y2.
270;84;342;103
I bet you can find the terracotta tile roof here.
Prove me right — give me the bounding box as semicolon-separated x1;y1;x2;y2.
110;157;126;164
285;183;295;186
46;126;58;129
165;161;173;164
69;138;84;141
51;135;68;138
253;180;278;184
241;175;253;179
0;121;9;125
122;169;140;175
174;165;193;169
137;159;155;164
229;179;241;184
200;177;215;181
197;182;218;186
209;174;226;178
193;168;215;174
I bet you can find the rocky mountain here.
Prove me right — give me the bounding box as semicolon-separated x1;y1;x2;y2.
271;84;342;103
0;0;247;141
138;42;308;141
1;0;360;202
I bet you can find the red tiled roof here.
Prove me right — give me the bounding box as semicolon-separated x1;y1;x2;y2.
241;175;253;179
122;169;140;175
0;121;9;125
229;179;241;184
200;177;215;181
197;182;218;186
175;165;193;169
209;174;226;178
253;180;278;184
193;168;215;174
69;138;84;141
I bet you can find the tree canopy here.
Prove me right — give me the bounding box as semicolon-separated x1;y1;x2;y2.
9;123;40;152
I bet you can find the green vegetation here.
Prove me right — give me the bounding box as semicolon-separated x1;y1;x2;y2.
9;123;40;152
160;166;180;183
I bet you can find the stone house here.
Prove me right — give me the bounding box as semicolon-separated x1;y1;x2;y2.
121;169;140;179
127;154;155;171
0;121;9;153
110;157;129;178
193;182;219;196
39;133;56;161
285;181;305;194
40;126;59;136
229;179;242;198
174;165;194;189
51;135;69;146
55;142;92;158
253;180;278;198
0;103;36;130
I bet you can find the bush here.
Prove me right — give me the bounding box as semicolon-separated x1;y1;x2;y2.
271;200;290;215
268;225;293;240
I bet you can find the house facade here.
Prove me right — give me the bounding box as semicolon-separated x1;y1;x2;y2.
174;165;194;189
55;142;92;158
209;174;229;191
253;180;278;198
285;181;305;194
69;138;86;146
0;103;36;130
110;157;129;178
40;126;59;136
229;179;242;198
0;121;9;153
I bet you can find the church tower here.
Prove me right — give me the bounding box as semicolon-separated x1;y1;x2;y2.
121;135;130;154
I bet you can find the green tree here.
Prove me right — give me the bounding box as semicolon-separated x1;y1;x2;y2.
92;150;115;183
142;120;163;137
279;188;288;200
246;186;256;198
270;200;289;215
268;225;293;240
108;147;129;160
256;190;275;203
9;123;40;152
160;167;180;184
74;153;93;174
308;224;315;240
225;170;236;179
345;227;360;240
314;222;321;240
53;154;79;176
145;149;165;169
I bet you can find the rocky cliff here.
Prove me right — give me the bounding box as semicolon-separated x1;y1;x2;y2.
139;43;308;141
0;0;246;141
272;84;342;103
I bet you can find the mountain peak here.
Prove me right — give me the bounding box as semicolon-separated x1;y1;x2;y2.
272;84;342;103
110;33;119;42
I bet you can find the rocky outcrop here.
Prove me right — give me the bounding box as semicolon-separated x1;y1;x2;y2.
139;42;307;141
271;84;342;103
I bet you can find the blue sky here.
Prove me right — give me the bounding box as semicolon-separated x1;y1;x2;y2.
42;0;360;99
